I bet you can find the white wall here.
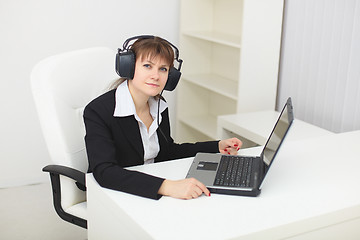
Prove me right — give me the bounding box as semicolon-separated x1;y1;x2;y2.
277;0;360;133
0;0;180;188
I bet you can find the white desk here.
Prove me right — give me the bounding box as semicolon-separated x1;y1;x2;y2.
217;110;333;147
87;131;360;240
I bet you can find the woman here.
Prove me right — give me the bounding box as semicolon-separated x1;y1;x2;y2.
83;36;242;200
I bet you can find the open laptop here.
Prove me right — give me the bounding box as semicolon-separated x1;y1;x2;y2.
186;97;294;197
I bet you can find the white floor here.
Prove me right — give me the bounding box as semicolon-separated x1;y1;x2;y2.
0;182;87;240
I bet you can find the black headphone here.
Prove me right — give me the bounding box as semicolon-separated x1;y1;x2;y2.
115;35;183;91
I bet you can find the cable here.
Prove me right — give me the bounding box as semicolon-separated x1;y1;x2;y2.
157;90;169;143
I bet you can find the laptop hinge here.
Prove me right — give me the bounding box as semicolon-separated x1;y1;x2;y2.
256;158;266;188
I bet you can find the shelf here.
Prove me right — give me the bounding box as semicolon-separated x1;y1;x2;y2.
182;74;238;101
182;31;241;49
176;0;284;143
178;115;218;140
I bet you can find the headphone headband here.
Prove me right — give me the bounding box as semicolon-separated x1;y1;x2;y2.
121;35;154;51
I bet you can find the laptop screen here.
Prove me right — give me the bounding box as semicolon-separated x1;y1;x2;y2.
262;98;294;172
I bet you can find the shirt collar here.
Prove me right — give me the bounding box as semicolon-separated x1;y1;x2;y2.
113;80;168;117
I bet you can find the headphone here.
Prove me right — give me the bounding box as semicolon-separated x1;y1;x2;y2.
115;35;183;91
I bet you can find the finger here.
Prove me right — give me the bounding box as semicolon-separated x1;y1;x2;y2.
230;139;242;151
227;147;239;154
223;146;238;155
229;149;239;155
187;179;202;197
234;138;243;148
191;192;199;199
232;139;239;147
190;186;202;198
222;148;231;155
196;181;210;196
220;140;231;150
193;186;203;196
227;139;236;148
185;195;192;200
193;187;202;196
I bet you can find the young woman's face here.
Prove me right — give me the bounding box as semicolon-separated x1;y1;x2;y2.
130;55;170;98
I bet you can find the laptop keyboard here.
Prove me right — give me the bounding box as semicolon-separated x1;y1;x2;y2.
214;155;254;187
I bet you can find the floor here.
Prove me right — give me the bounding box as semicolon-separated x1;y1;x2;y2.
0;182;87;240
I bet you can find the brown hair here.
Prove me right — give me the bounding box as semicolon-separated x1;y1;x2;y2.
109;36;175;90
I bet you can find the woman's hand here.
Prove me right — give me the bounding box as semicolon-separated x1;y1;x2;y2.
158;178;211;200
219;137;242;155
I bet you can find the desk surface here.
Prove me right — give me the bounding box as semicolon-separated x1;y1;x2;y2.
217;110;333;146
87;131;360;240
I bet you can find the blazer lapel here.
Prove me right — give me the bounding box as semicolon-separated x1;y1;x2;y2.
116;116;144;160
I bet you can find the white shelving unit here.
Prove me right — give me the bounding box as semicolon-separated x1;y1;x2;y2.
176;0;284;143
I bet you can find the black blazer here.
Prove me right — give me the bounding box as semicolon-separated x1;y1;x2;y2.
83;89;219;199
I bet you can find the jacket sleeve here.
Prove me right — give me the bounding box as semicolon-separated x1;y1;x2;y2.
83;94;164;200
156;108;220;162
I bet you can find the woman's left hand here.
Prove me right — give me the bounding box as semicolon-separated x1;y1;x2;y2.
218;137;242;155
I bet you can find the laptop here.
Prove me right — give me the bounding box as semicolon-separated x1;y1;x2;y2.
186;97;294;197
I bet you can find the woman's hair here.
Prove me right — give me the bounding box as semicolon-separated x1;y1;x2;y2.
109;36;175;90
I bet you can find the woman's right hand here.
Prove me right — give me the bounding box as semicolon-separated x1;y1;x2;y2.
158;178;211;200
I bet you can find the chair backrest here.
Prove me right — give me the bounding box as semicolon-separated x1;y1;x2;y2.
31;47;118;209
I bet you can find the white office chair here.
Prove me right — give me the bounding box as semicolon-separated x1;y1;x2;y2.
31;47;118;229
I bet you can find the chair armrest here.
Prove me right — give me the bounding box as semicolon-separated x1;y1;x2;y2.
42;164;87;228
43;165;86;191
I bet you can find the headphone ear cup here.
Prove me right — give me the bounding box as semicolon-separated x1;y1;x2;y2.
165;67;181;91
115;51;135;79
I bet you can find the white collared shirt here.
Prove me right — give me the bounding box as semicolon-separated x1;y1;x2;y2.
113;80;168;164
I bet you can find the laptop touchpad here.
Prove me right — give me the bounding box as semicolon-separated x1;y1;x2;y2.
197;161;218;171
